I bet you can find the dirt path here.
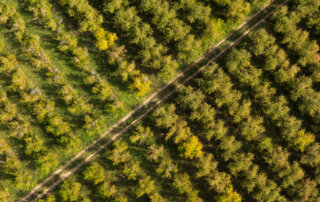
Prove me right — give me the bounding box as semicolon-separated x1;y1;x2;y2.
19;0;288;200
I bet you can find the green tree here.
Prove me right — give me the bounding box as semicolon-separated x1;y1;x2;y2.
301;143;320;167
0;184;10;202
58;178;81;202
156;156;178;178
83;115;104;136
108;140;130;165
15;170;34;191
178;136;203;159
216;185;241;202
38;193;56;202
130;125;154;145
97;181;116;199
83;162;105;185
23;132;44;156
219;136;242;161
228;153;254;176
207;172;231;194
173;173;200;201
279;162;304;189
35;151;59;176
240;116;265;141
177;86;205;112
152;104;178;129
123;160;142;180
287;179;319;202
46;116;71;137
0;1;17;24
129;74;151;96
147;144;164;162
103;0;129;14
195;153;217;178
136;176;156;197
226;48;262;88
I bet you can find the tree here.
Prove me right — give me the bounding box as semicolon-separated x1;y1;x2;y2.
35;151;59;176
0;138;9;157
38;193;56;202
207;172;232;194
149;192;166;202
103;0;129;14
129;74;151;96
58;178;81;202
191;102;215;125
242;165;259;192
0;36;4;53
83;115;104;136
73;47;90;70
8;119;30;138
147;144;164;162
291;129;315;152
249;28;276;56
198;67;241;108
115;60;139;82
228;153;254;176
232;99;251;123
94;28;108;49
226;48;262;88
0;54;17;74
92;80;113;101
97;181;116;199
219;136;242;161
253;179;283;202
266;146;290;172
177;34;201;62
216;185;241;202
240;116;265;141
279;162;304;189
59;84;77;104
23;132;44;156
158;56;178;82
83;162;105;185
123;160;142;180
15;170;34;191
136;176;156;197
173;173;200;201
130;125;154;145
108;140;130;165
166;119;191;143
56;30;77;52
68;98;92;115
210;120;228;141
177;86;205;112
0;1;17;24
0;183;10;202
214;0;250;23
46;116;71;137
196;153;217;178
287;179;319;202
274;64;300;85
10;69;31;92
301;143;320;167
178;136;203;159
33;101;55;122
0;99;17;124
1;156;21;176
152;104;178;129
156;156;178;178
